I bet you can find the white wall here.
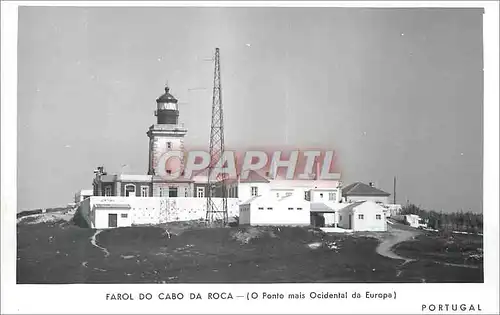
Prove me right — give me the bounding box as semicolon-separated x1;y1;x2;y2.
238;182;271;203
77;196;240;228
310;189;338;203
130;197;165;225
270;189;295;199
351;201;387;232
323;212;336;227
269;179;340;202
242;196;310;226
149;133;185;175
239;204;251;225
163;197;239;222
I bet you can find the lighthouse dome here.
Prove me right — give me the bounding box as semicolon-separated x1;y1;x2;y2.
156;86;178;104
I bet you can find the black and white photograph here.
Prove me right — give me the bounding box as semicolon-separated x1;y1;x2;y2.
1;1;499;314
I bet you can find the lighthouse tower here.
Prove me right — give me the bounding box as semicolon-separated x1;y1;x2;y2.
147;86;187;176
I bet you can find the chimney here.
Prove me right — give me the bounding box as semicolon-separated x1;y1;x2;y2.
316;159;321;180
369;182;374;187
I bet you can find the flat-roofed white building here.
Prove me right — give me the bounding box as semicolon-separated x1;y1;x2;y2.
239;194;310;226
93;203;133;228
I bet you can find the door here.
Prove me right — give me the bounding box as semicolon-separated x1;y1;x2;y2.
318;214;325;227
108;214;118;228
348;214;352;229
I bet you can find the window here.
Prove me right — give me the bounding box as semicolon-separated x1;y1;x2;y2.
141;186;149;197
167;142;172;149
329;192;336;201
258;207;264;210
288;207;294;211
121;214;128;218
197;187;205;198
358;214;364;220
185;189;189;197
304;191;310;200
166;170;172;175
339;215;342;221
104;186;112;197
276;193;280;198
297;207;303;211
285;192;292;197
376;214;382;220
320;193;324;198
169;187;178;197
251;186;258;196
267;207;273;210
125;184;136;197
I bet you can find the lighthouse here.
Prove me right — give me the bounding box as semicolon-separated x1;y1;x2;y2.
147;86;187;176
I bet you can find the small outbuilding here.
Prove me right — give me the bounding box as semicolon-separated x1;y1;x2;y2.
92;203;132;229
338;201;387;231
239;194;310;226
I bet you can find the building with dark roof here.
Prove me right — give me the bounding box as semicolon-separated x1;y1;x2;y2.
341;182;391;204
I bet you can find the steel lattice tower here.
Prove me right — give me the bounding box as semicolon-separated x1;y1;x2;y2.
206;48;228;225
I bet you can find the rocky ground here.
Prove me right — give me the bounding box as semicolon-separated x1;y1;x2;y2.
16;215;483;284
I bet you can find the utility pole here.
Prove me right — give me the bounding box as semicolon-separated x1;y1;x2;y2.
206;48;228;226
393;176;397;204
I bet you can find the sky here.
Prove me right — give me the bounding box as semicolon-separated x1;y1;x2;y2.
17;7;484;212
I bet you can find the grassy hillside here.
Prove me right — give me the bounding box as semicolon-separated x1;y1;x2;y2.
17;218;483;283
394;231;483;266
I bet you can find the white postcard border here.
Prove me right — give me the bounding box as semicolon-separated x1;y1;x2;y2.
1;1;498;314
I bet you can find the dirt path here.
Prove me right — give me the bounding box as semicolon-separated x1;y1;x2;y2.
375;226;418;262
90;230;110;257
376;225;480;270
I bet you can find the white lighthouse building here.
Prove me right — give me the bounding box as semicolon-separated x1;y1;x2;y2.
147;86;187;177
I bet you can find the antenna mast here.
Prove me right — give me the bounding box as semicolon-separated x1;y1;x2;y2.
393;176;397;204
206;48;228;225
